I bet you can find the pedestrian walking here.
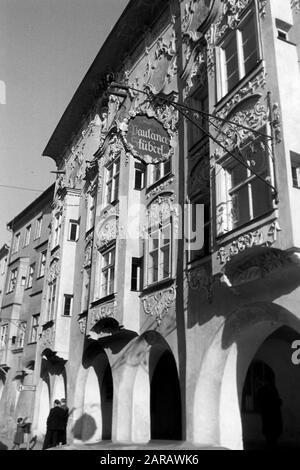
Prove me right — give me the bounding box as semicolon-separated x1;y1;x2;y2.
11;417;28;450
60;398;69;445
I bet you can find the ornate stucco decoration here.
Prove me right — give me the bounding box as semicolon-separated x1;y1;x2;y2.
101;134;124;167
90;302;117;327
291;0;300;13
77;315;87;335
47;257;60;283
146;178;174;200
187;266;215;302
96;216;118;249
142;285;176;326
143;32;177;97
41;323;55;349
272;103;282;144
141;195;179;238
205;0;267;75
216;96;268;152
84;159;98;185
226;249;291;286
83;232;93;269
216;221;282;264
182;47;207;98
216;69;267;120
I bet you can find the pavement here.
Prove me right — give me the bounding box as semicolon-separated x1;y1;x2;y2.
0;435;226;451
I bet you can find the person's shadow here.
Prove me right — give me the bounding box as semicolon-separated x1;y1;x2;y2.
0;441;8;450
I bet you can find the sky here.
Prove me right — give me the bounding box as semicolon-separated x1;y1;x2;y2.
0;0;129;245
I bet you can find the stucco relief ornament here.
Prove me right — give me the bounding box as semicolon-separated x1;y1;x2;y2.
187;267;215;302
48;259;60;283
77;316;87;335
96;217;118;249
272;103;282;144
41;324;55;348
291;0;300;13
143;286;176;326
90;303;117;326
143;33;177;97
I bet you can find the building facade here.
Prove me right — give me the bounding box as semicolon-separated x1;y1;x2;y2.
0;185;54;442
1;0;300;450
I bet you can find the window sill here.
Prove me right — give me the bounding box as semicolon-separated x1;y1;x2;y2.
216;209;277;245
215;61;264;112
51;245;60;255
27;342;37;346
146;172;173;195
141;277;175;296
277;37;296;46
91;293;116;307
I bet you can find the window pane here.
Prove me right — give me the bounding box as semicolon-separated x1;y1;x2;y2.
161;225;171;246
149;251;159;283
160;246;170;279
106;181;112;204
113;174;119;201
231;186;250;227
224;35;239;92
231;163;248;188
109;268;115;294
163;159;171;176
242;16;259;75
251;178;272;218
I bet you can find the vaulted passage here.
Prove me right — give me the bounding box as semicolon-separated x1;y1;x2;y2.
241;326;300;450
150;350;182;440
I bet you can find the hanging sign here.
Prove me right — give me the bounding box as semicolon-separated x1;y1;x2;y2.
126;115;171;164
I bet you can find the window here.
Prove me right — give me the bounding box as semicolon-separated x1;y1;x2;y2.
7;268;18;293
100;247;115;297
292;165;300;189
149;159;171;186
35;216;42;239
16;322;26;348
30;314;40;343
63;294;73;316
68;220;79;242
27;264;35;288
276;18;292;42
24;225;31;247
46;280;56;322
147;221;171;285
105;158;120;205
86;194;96;232
131;258;143;291
134;163;146;190
188;92;208;149
0;324;8;349
225;133;272;230
38;251;47;277
52;212;62;248
12;233;20;253
219;7;259;97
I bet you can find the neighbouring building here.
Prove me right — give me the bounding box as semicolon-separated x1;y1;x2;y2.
1;0;300;450
0;185;54;442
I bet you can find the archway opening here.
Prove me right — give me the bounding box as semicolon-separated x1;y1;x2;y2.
150;350;182;440
37;378;50;439
241;326;300;450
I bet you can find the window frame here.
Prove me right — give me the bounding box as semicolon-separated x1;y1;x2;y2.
148;159;172;187
46;279;57;322
0;324;8;349
63;294;73;316
30;314;40;344
105;158;120;206
27;263;35;289
68;220;79;242
23;225;31;247
145;219;172;287
99;246;116;298
38;250;47;278
217;4;261;100
7;267;18;293
12;233;20;253
34;216;43;240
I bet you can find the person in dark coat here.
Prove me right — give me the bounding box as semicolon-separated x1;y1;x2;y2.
60;398;69;445
42;399;67;449
257;376;283;449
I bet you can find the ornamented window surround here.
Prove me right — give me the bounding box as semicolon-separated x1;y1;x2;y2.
215;2;263;103
215;128;274;236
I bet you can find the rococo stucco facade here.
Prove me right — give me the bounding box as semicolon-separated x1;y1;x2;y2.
1;0;300;450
